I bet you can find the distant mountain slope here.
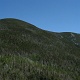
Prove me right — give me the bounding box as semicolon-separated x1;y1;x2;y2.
0;18;80;80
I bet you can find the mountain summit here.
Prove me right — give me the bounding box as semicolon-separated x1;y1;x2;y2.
0;18;80;80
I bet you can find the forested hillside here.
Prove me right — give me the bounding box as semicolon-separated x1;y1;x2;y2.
0;18;80;80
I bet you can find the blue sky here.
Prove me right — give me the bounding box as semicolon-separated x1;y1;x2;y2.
0;0;80;33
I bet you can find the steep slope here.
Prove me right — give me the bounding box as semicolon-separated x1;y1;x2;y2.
0;18;80;80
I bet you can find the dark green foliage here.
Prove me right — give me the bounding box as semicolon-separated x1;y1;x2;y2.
0;18;80;80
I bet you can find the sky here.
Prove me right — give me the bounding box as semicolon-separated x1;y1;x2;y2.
0;0;80;33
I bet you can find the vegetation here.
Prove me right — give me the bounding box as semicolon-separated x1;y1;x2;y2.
0;18;80;80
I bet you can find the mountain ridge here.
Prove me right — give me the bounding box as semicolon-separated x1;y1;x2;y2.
1;18;80;34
